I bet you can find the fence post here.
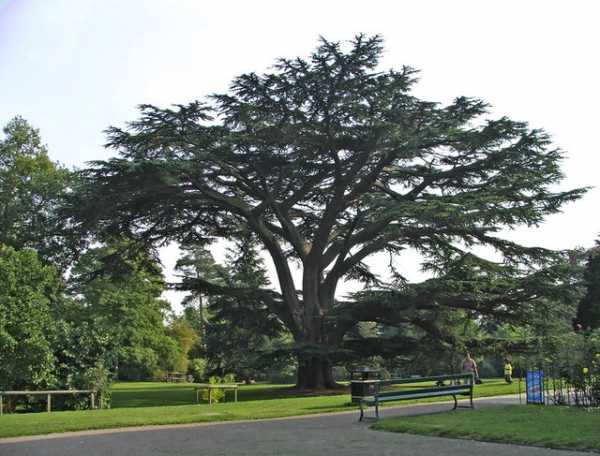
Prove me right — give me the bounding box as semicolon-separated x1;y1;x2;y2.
91;392;95;410
0;394;3;416
47;393;52;413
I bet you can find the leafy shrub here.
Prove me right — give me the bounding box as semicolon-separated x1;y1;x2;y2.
541;330;600;407
200;374;236;403
189;358;208;382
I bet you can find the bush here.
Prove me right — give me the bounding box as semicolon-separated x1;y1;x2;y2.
535;330;600;407
189;358;208;382
200;374;236;403
152;369;168;382
81;365;112;409
28;364;113;412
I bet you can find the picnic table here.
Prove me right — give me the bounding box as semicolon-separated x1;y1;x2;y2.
166;372;188;383
194;383;240;404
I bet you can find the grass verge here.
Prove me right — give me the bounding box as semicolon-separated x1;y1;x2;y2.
110;378;519;408
373;404;600;452
110;382;297;408
0;378;518;439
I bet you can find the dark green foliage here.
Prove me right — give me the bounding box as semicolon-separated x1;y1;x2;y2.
0;117;75;270
0;114;114;408
346;253;582;360
0;246;112;410
203;236;290;381
577;241;600;329
0;245;60;390
69;240;181;380
72;35;585;388
175;245;225;349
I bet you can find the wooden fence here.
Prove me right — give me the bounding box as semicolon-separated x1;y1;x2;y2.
0;390;102;415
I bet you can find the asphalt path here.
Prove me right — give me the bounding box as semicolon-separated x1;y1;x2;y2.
0;396;585;456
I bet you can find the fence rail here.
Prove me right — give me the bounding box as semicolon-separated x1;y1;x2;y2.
0;390;102;415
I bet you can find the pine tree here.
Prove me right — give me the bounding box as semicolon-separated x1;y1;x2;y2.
204;235;286;382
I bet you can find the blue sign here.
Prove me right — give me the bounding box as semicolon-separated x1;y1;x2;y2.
526;370;544;404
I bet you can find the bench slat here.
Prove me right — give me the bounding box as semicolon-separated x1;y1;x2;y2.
363;389;470;405
378;386;471;397
380;389;470;400
378;373;473;386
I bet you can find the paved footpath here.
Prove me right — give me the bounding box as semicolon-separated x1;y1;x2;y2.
0;396;585;456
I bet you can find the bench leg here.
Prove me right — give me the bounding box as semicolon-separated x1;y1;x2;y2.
359;402;364;421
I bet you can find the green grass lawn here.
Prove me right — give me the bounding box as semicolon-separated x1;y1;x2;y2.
110;382;297;408
373;405;600;452
0;378;518;439
111;378;520;408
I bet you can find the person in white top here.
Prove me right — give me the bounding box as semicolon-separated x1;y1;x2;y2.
462;352;479;383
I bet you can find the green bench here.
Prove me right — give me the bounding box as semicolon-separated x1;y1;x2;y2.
355;373;475;421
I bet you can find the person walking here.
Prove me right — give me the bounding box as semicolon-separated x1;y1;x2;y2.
504;360;513;384
462;352;480;384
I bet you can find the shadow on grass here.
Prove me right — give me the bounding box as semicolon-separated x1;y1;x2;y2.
110;385;350;409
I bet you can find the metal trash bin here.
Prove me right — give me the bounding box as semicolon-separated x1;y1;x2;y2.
350;368;380;404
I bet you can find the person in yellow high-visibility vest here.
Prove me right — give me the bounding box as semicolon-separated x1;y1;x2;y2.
504;360;513;384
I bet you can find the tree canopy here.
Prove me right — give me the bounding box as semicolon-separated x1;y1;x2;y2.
0;116;74;270
72;35;586;388
69;240;181;380
576;240;600;330
202;235;290;381
0;245;60;390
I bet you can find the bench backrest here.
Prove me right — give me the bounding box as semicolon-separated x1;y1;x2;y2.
377;383;471;400
378;373;474;387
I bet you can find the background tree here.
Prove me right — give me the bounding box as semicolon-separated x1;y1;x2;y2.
175;245;224;347
576;240;600;329
0;246;60;391
0;116;74;270
167;316;199;373
201;235;289;382
69;240;180;380
72;35;586;389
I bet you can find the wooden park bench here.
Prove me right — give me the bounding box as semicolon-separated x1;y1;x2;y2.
354;373;475;421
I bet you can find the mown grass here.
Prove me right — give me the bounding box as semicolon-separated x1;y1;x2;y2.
373;405;600;451
0;378;518;438
110;382;296;407
111;378;519;408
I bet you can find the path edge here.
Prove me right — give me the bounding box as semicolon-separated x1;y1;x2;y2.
0;394;518;444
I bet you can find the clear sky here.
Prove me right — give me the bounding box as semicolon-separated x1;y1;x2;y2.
1;0;598;309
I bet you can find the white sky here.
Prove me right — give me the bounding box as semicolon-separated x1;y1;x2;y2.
1;0;598;311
